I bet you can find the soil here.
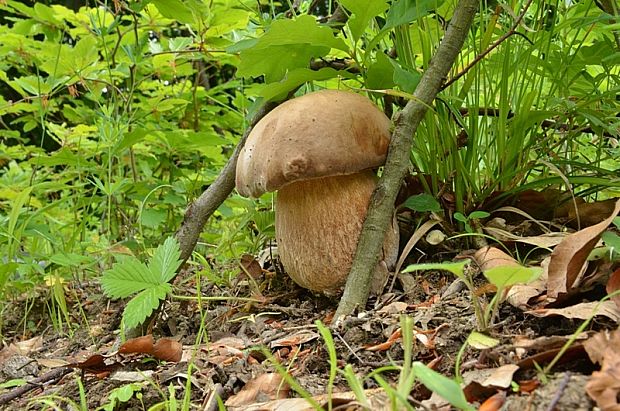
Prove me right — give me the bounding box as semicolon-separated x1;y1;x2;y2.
0;254;608;411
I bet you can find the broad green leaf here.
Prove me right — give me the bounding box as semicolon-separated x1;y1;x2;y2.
104;383;143;411
168;37;193;52
412;362;475;411
0;263;19;295
150;0;194;24
49;253;93;267
466;331;500;349
7;186;32;239
468;211;490;220
483;265;542;288
33;2;62;25
40;37;99;77
239;45;327;83
390;59;421;93
206;9;250;37
101;257;155;298
603;231;620;256
366;52;395;90
236;15;347;82
258;68;345;102
139;209;167;229
339;0;388;41
10;76;53;96
453;212;467;223
385;0;446;30
402;194;441;212
122;285;170;329
149;237;182;284
115;129;150;153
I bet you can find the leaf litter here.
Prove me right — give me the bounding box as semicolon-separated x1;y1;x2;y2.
0;195;619;410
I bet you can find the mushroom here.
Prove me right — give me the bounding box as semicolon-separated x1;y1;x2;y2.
235;90;399;293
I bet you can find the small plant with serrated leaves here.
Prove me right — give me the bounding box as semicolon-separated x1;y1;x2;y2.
101;237;182;330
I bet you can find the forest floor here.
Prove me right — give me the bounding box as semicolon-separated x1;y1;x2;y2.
1;198;619;410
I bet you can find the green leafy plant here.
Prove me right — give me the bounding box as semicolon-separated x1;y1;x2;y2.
403;259;541;331
601;217;620;261
453;211;490;234
99;383;144;411
101;237;182;330
314;316;475;410
401;193;442;213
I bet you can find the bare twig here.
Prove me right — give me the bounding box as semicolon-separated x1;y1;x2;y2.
0;367;72;406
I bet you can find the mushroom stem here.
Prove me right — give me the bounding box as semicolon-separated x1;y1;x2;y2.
276;170;398;293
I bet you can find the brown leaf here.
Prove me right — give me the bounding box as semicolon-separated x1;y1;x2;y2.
483;226;568;248
227;387;389;411
239;254;264;279
377;301;409;314
584;330;619;366
225;373;289;407
513;333;589;352
567;198;620;228
585;329;620;409
204;337;246;366
607;268;620;310
73;354;107;370
152;338;182;362
118;335;154;355
463;365;519;396
68;354;120;376
517;344;586;370
0;336;43;363
547;199;620;299
517;379;540;393
478;391;506;411
527;301;620;322
473;246;520;271
269;331;319;348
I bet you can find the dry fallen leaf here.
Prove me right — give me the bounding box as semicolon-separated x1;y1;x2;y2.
462;364;519;391
483;226;568;248
118;335;155;355
377;301;408;314
567;198;620;228
547;199;620;299
226;387;390;411
0;336;44;363
473;246;520;271
204;337;246;366
152;338;182;362
585;329;620;409
606;268;620;310
239;254;264;280
270;331;319;348
225;373;289;407
527;300;620;323
110;370;155;382
478;391;506;411
364;328;402;351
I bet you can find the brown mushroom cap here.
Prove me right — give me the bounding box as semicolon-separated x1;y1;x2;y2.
235;90;391;198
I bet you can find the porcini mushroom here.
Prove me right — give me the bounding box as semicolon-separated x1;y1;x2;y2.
235;90;398;293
